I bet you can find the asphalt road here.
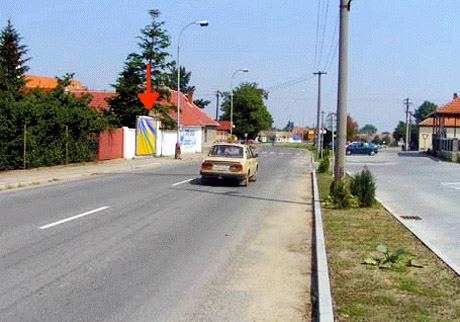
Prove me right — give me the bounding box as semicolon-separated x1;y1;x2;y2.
0;145;311;321
346;148;460;275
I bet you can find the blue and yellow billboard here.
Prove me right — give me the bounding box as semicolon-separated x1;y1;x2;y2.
136;116;157;155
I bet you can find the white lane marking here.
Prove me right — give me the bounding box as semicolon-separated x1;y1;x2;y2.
39;206;110;230
441;182;460;191
270;152;275;155
172;178;193;187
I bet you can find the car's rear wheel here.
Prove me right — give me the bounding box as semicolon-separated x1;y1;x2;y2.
250;166;258;182
240;172;249;187
346;150;352;155
369;151;376;156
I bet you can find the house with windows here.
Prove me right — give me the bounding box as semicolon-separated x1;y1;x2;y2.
420;93;460;160
23;74;218;158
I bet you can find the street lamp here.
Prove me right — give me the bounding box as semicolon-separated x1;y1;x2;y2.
230;68;249;136
175;20;209;159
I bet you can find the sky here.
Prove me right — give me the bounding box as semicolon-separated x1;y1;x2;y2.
2;0;460;133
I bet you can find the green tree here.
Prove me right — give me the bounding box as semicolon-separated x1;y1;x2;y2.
0;19;29;91
167;65;195;94
360;124;377;135
0;20;30;169
220;82;273;139
109;9;172;128
393;120;417;144
413;101;437;124
193;98;211;109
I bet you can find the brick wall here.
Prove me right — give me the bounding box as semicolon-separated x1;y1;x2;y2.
97;128;124;160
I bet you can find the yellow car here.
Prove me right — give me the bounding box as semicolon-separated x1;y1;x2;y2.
200;143;259;186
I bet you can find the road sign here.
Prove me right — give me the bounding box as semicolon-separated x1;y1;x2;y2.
422;134;429;140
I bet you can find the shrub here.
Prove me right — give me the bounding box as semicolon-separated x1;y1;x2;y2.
350;167;376;207
329;179;352;209
318;157;330;173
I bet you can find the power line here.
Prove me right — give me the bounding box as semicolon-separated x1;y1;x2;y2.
314;0;323;68
318;0;331;68
323;13;340;71
265;74;315;92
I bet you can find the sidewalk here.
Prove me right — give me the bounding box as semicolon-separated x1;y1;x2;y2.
0;152;207;191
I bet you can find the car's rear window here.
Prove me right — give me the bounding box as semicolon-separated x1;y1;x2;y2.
209;145;243;158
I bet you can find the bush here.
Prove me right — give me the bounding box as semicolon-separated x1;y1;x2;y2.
350;167;376;207
318;157;330;173
329;179;353;209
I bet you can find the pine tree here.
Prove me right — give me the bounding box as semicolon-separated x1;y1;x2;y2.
0;19;30;91
167;65;196;94
109;9;173;128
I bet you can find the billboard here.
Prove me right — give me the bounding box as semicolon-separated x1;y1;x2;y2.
180;128;197;147
136;116;157;155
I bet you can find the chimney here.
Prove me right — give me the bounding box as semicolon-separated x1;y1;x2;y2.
454;93;458;100
187;91;194;104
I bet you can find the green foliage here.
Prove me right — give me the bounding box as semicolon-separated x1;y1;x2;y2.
193;98;211;109
318;157;330;173
363;244;423;270
329;179;353;209
109;9;173;128
0;73;107;170
360;124;378;135
0;20;29;92
167;65;195;94
220;82;273;139
413;101;437;124
350;167;376;207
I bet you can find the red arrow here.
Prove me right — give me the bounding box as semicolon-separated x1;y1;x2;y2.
137;64;159;110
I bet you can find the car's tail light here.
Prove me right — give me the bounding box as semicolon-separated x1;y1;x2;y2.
201;161;213;170
230;163;243;172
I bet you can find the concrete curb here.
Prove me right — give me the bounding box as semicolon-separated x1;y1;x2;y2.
312;170;335;322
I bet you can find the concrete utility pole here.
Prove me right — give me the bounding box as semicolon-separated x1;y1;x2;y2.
215;90;221;120
314;71;327;158
321;111;326;159
404;97;412;151
334;0;352;180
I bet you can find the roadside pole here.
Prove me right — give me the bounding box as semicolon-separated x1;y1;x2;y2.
404;98;412;151
314;71;327;159
334;0;351;180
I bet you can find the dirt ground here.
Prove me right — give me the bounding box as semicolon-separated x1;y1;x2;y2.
231;164;313;321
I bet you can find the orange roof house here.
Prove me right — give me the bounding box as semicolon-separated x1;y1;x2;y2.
158;90;219;128
24;75;86;91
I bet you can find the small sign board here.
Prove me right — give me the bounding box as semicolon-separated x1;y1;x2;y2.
422;134;429;140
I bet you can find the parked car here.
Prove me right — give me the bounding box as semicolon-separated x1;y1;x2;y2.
200;143;258;186
346;142;378;155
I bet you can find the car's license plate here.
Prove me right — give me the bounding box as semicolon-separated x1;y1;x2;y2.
213;164;230;170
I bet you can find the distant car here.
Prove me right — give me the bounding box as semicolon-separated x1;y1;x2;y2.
200;143;258;186
346;142;378;156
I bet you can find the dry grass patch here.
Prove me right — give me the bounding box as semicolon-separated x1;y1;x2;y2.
317;173;460;321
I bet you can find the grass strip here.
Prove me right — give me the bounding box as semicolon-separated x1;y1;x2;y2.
317;172;460;321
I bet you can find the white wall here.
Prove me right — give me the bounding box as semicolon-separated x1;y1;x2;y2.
157;130;177;156
123;127;136;159
156;127;202;156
